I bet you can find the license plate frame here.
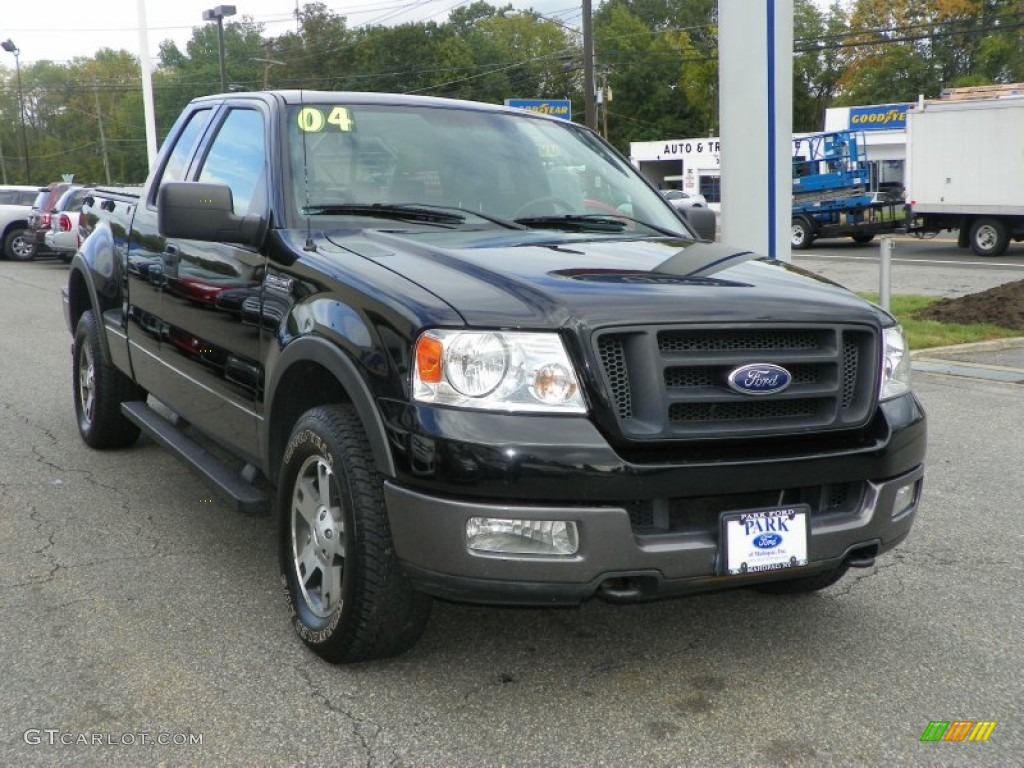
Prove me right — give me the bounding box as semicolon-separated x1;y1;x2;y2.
720;504;810;576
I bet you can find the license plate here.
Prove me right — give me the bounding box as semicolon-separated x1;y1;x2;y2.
720;504;810;575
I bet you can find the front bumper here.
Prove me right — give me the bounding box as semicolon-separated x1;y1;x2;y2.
386;464;923;604
383;394;926;605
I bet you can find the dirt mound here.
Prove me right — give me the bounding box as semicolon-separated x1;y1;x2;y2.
914;280;1024;330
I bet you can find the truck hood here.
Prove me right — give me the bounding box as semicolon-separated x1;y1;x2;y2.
324;229;889;329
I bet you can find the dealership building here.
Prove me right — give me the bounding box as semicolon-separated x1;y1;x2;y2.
629;102;911;211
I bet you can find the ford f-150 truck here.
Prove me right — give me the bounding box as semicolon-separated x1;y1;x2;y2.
64;91;926;663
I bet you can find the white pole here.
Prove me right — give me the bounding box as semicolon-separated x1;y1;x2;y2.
137;0;159;171
718;0;794;261
879;237;893;311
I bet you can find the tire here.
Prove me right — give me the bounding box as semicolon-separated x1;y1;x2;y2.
969;217;1009;257
278;405;431;663
791;218;814;250
751;563;849;595
851;233;875;244
4;228;36;261
72;310;145;449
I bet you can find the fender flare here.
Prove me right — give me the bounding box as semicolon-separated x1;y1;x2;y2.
67;251;115;365
263;335;396;478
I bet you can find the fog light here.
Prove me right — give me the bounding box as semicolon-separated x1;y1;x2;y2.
466;517;579;555
892;480;919;518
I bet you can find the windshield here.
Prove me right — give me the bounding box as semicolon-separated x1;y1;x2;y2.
284;101;690;236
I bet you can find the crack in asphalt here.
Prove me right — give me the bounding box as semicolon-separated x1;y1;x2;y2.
297;664;384;768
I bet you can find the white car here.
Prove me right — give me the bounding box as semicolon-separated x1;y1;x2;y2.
0;185;42;260
660;188;707;209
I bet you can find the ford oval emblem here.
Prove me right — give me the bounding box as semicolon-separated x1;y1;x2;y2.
727;363;792;396
753;533;783;549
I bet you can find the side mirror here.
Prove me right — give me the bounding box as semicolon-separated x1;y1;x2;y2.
678;206;717;241
158;181;263;246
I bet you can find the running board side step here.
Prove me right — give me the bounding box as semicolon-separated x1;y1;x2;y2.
121;401;267;515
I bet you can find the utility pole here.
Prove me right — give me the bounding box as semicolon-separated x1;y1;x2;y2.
582;0;597;131
93;85;112;184
600;71;611;139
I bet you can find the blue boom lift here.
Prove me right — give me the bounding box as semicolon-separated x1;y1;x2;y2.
791;131;900;249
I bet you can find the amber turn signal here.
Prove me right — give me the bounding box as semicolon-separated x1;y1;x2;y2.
415;334;443;384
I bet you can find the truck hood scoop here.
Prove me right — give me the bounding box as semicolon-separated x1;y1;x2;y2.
650;240;758;278
551;241;758;286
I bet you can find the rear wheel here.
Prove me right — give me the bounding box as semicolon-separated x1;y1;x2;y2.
278;405;431;663
969;217;1009;257
751;563;849;595
791;218;814;250
851;233;875;244
4;228;36;261
72;311;145;448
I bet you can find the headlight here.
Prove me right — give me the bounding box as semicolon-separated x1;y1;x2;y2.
880;325;912;400
413;330;586;413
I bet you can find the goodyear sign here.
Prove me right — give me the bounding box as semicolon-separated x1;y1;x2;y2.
505;99;572;120
849;104;910;131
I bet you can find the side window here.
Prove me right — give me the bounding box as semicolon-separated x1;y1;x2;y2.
198;109;267;216
158;108;213;188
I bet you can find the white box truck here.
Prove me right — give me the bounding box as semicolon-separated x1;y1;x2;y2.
907;96;1024;256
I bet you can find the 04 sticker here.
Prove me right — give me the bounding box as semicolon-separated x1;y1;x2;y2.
297;106;355;133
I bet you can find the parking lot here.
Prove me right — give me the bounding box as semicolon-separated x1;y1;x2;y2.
1;255;1021;767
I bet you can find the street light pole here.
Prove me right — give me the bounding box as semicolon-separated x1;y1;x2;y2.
2;39;31;183
202;5;237;93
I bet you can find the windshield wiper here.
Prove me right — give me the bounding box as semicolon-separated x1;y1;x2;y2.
302;203;466;225
513;213;682;237
302;202;529;230
514;214;628;232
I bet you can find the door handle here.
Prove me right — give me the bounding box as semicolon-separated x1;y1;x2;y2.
162;243;180;278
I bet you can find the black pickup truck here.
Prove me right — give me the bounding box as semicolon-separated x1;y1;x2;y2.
64;91;926;663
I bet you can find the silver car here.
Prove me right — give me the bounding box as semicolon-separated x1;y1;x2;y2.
660;188;707;208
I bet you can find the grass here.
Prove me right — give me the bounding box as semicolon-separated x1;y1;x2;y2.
858;293;1023;350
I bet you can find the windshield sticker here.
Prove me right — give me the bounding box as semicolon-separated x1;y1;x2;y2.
297;106;355;133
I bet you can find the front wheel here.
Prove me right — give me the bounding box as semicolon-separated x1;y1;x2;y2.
4;228;36;261
791;218;814;250
969;217;1009;257
278;405;431;663
72;311;146;449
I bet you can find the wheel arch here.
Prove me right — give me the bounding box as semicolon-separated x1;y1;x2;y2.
2;219;29;240
66;263;112;364
264;336;396;483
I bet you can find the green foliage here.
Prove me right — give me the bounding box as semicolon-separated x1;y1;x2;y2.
5;0;1024;186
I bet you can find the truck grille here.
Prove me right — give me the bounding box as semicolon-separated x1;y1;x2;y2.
626;482;864;536
593;324;877;441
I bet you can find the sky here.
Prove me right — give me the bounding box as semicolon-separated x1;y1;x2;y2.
1;0;581;67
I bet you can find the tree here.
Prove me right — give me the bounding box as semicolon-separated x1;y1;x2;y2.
794;0;847;131
594;0;717;150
